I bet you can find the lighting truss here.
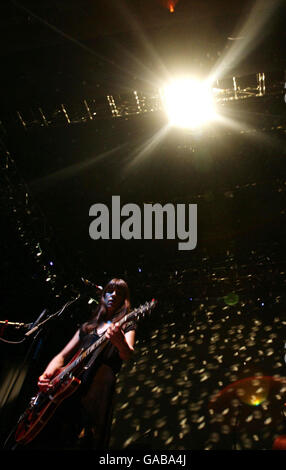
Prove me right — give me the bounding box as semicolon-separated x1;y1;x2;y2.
2;71;285;132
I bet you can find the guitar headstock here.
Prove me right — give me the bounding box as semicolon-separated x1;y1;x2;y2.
132;298;157;321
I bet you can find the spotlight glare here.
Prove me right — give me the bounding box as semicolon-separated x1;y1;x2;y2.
161;77;216;129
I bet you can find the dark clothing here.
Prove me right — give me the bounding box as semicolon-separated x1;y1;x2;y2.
76;320;136;449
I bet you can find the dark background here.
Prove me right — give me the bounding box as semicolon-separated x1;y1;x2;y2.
0;0;286;451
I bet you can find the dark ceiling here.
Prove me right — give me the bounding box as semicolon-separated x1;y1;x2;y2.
1;1;285;79
1;0;274;54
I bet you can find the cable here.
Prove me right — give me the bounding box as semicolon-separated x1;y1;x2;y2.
0;337;26;344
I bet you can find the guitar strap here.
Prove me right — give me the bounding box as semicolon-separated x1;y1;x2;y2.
80;340;108;383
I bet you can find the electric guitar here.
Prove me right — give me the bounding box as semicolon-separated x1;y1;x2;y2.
14;299;156;445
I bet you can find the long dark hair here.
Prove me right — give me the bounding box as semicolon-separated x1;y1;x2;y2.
81;278;131;334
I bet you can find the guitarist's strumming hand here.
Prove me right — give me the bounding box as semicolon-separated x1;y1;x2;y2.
105;322;135;361
37;354;65;390
38;372;53;390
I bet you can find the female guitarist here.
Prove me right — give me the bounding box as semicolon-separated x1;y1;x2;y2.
27;278;136;449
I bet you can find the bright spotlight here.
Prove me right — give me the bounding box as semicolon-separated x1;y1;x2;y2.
161;77;216;129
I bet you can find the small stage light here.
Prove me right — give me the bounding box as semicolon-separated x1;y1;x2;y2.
161;77;216;129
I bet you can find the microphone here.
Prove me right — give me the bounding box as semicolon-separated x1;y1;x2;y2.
81;278;103;292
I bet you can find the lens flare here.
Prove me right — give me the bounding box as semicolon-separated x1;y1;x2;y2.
223;293;239;306
161;77;216;129
209;376;285;411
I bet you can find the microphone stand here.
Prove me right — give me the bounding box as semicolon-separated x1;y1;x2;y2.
24;294;81;338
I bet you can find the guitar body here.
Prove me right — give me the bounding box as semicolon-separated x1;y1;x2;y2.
15;375;81;445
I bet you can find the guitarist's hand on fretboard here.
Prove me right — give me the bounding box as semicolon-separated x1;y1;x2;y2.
105;322;135;361
105;322;124;346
